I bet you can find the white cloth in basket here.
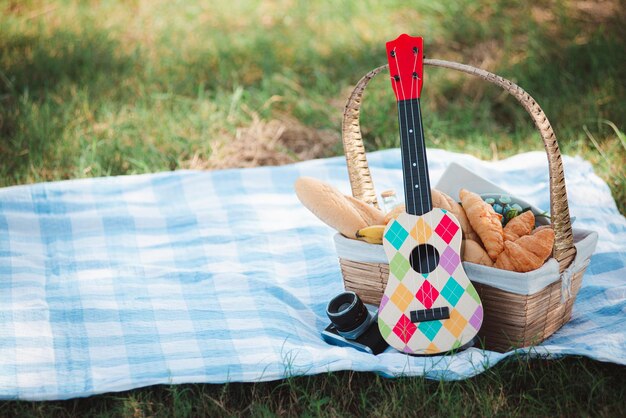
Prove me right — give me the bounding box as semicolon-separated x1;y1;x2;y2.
334;228;597;295
334;162;599;295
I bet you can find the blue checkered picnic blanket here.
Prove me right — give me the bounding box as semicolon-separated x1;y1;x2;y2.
1;149;624;400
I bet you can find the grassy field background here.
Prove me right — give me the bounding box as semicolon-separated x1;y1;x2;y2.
1;0;625;416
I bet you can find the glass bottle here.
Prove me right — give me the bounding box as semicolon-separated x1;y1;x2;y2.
381;189;399;214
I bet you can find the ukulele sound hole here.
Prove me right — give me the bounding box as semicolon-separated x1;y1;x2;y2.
409;244;440;274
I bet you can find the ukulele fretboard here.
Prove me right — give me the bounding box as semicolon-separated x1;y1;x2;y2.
397;98;432;217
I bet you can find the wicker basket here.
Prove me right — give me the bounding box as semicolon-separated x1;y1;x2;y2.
339;59;587;353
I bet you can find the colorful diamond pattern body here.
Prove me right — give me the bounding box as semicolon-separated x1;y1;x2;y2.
439;246;461;275
469;305;483;330
415;280;439;309
379;294;390;311
440;277;464;307
389;253;411;281
386;220;409;250
443;308;468;338
466;282;481;304
380;209;483;354
434;214;459;244
390;283;413;312
410;217;432;244
378;319;392;339
393;314;417;344
418;319;442;341
426;342;439;354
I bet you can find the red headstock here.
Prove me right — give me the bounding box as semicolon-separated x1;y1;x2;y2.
386;34;424;101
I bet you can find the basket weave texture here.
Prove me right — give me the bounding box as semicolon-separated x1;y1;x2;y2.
339;59;585;353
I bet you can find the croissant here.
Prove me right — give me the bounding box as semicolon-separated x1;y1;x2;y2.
503;210;535;242
495;228;555;272
462;239;493;266
532;224;553;234
459;189;504;261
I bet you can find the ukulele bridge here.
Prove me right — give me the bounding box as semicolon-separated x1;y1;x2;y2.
410;307;450;323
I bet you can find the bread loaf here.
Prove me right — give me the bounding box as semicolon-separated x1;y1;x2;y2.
294;177;382;238
462;239;493;266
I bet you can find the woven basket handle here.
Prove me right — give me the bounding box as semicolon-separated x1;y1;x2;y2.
341;59;576;272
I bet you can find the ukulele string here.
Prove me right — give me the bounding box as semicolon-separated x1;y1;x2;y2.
407;48;426;297
392;48;415;216
409;49;424;217
393;47;424;280
391;48;409;269
415;87;437;305
409;45;434;303
417;99;431;211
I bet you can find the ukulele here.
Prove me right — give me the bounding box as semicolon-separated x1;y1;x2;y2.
377;34;483;354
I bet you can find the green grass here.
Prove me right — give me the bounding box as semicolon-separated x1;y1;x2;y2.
2;357;625;417
1;0;624;210
1;0;625;415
